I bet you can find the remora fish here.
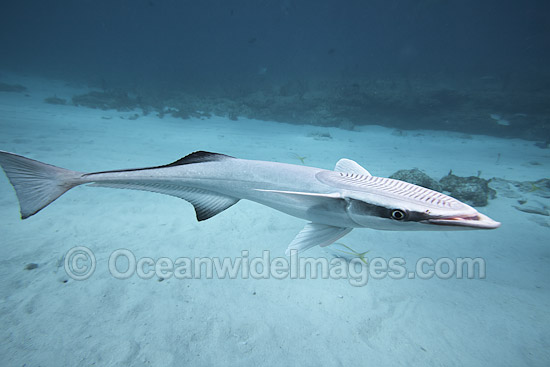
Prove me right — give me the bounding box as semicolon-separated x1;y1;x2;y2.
0;150;500;254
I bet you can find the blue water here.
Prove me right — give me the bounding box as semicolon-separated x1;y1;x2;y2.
0;1;549;366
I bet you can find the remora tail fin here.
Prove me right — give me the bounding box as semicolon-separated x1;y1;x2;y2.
0;151;82;219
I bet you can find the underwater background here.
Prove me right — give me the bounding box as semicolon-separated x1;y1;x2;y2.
2;0;550;141
0;1;549;366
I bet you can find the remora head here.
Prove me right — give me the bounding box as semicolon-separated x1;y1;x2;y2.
316;171;501;231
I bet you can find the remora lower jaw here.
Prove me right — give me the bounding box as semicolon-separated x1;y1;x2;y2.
423;212;501;229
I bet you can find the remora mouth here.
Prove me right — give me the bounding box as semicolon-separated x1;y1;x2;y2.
424;212;501;229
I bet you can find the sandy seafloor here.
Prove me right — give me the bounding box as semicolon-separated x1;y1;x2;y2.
0;73;549;367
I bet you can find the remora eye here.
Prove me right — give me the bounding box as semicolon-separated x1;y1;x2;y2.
391;209;406;220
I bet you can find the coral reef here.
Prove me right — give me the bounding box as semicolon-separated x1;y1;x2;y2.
490;178;550;226
439;172;496;207
72;91;139;111
0;82;27;93
489;178;550;199
389;169;499;207
389;168;443;192
307;131;332;141
44;96;67;105
513;200;549;216
68;73;550;142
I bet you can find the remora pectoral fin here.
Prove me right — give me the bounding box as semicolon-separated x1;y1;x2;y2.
89;182;239;221
285;223;352;256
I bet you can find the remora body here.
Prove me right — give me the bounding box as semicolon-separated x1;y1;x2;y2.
0;150;500;254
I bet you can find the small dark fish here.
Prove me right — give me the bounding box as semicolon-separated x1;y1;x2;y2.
25;263;39;270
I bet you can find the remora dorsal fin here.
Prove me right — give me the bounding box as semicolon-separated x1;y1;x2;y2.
285;223;352;255
83;151;235;176
334;158;371;176
164;151;234;168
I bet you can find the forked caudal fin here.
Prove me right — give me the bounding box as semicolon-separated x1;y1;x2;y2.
0;151;83;219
